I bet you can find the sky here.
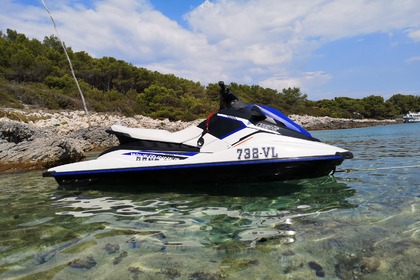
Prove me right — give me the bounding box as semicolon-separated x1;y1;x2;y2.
1;0;420;100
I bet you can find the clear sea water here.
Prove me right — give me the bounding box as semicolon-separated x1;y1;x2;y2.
0;123;419;279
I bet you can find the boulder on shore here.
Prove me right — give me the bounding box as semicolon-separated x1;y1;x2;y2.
0;121;86;172
0;109;199;172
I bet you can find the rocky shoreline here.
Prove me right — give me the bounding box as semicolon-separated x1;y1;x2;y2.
0;108;398;172
289;114;399;130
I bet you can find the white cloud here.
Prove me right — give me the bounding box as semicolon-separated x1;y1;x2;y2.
184;0;420;88
300;0;420;38
407;28;420;42
406;56;420;63
260;71;332;92
260;77;301;92
1;0;419;98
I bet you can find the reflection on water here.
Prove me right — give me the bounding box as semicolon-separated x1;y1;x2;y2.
1;124;419;279
52;176;356;248
0;172;356;279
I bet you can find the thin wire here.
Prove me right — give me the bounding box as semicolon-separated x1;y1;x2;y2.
41;0;89;115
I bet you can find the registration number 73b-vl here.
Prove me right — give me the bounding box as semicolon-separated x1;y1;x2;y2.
236;147;278;160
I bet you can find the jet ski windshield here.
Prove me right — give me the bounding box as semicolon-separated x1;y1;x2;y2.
198;81;317;141
253;105;311;137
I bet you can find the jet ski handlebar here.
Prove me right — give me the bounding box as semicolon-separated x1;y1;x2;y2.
218;81;241;109
218;81;227;93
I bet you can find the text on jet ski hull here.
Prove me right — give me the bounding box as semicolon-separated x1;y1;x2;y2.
237;147;278;160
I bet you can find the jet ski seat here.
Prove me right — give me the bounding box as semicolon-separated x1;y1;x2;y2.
109;125;203;144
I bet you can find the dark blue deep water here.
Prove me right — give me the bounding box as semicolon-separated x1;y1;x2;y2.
1;123;419;279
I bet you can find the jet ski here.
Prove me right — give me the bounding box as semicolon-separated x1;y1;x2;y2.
43;81;353;186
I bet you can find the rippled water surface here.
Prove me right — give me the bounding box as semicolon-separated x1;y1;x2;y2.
1;123;419;279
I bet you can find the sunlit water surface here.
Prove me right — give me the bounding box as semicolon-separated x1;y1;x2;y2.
0;123;419;279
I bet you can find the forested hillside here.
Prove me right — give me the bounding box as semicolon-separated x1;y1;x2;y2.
1;29;419;121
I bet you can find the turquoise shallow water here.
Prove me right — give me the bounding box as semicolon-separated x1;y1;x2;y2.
0;123;419;279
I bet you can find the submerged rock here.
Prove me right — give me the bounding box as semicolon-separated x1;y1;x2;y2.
334;253;383;279
33;249;58;265
189;271;219;280
113;251;127;265
104;243;120;254
360;257;380;273
69;256;96;269
308;261;325;277
411;229;420;243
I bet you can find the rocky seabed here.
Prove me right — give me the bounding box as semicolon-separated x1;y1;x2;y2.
0;108;397;172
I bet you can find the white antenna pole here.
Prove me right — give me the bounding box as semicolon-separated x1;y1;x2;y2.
41;0;89;115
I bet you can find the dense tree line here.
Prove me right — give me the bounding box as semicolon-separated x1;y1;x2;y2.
1;29;419;121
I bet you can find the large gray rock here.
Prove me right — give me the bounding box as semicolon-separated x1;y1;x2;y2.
0;121;39;143
0;121;86;172
69;126;118;151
